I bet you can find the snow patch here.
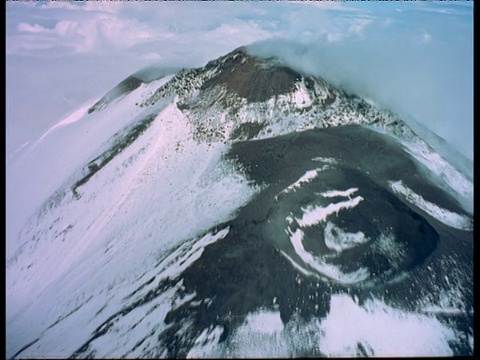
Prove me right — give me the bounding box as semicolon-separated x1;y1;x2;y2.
279;167;325;196
244;310;285;335
188;294;457;357
187;310;288;358
187;326;225;359
324;221;370;253
318;294;456;357
320;187;358;199
287;227;370;284
371;232;406;265
273;79;313;110
222;310;289;358
292;81;313;109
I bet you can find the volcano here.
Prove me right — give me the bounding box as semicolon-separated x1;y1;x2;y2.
6;46;473;358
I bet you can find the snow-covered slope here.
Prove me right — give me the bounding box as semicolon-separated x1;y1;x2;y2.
6;46;473;358
6;75;262;354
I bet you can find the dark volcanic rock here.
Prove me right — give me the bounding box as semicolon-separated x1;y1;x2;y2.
201;47;301;102
153;125;472;357
88;76;143;114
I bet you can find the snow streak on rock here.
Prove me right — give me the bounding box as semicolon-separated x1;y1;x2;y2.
401;140;473;214
320;187;358;199
287;227;370;284
389;180;473;230
296;195;364;227
276;167;327;198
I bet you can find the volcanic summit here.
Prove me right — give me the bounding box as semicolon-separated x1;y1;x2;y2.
6;46;473;358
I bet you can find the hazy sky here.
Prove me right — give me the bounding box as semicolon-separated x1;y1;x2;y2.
6;1;473;160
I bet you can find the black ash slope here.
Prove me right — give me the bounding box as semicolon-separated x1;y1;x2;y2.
148;125;472;357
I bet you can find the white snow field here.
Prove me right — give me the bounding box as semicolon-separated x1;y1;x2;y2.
6;75;260;358
185;294;457;357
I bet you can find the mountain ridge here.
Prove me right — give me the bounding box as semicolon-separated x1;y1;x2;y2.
6;45;473;358
87;45;472;213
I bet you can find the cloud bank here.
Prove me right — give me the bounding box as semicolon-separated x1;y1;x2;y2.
6;1;473;164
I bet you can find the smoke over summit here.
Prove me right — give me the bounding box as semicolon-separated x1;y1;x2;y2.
247;32;473;164
6;1;472;163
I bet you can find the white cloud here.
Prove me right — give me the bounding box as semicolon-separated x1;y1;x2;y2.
12;14;156;54
17;22;46;33
200;20;274;47
421;29;432;43
141;52;163;61
347;18;374;36
380;18;394;27
248;19;473;161
418;7;456;15
293;1;368;13
5;1;473;164
38;1;81;11
81;2;126;13
40;1;124;13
